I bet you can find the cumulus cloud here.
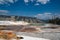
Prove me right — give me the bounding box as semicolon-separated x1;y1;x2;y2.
0;0;50;5
24;0;28;3
37;0;50;4
0;10;9;15
35;3;40;5
24;0;34;3
0;0;18;5
24;0;50;5
35;13;53;20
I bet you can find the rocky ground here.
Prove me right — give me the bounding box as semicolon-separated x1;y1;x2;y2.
0;25;60;40
1;25;60;32
16;32;60;40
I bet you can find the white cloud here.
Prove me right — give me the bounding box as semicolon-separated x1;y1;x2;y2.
24;0;50;5
7;0;14;3
30;0;34;2
44;13;52;15
24;0;34;3
37;0;50;4
0;0;50;5
0;0;18;5
35;13;53;20
24;0;29;3
0;10;9;15
35;3;40;5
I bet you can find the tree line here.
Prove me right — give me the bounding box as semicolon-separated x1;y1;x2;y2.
47;17;60;25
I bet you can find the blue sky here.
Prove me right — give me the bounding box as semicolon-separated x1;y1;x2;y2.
0;0;60;19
